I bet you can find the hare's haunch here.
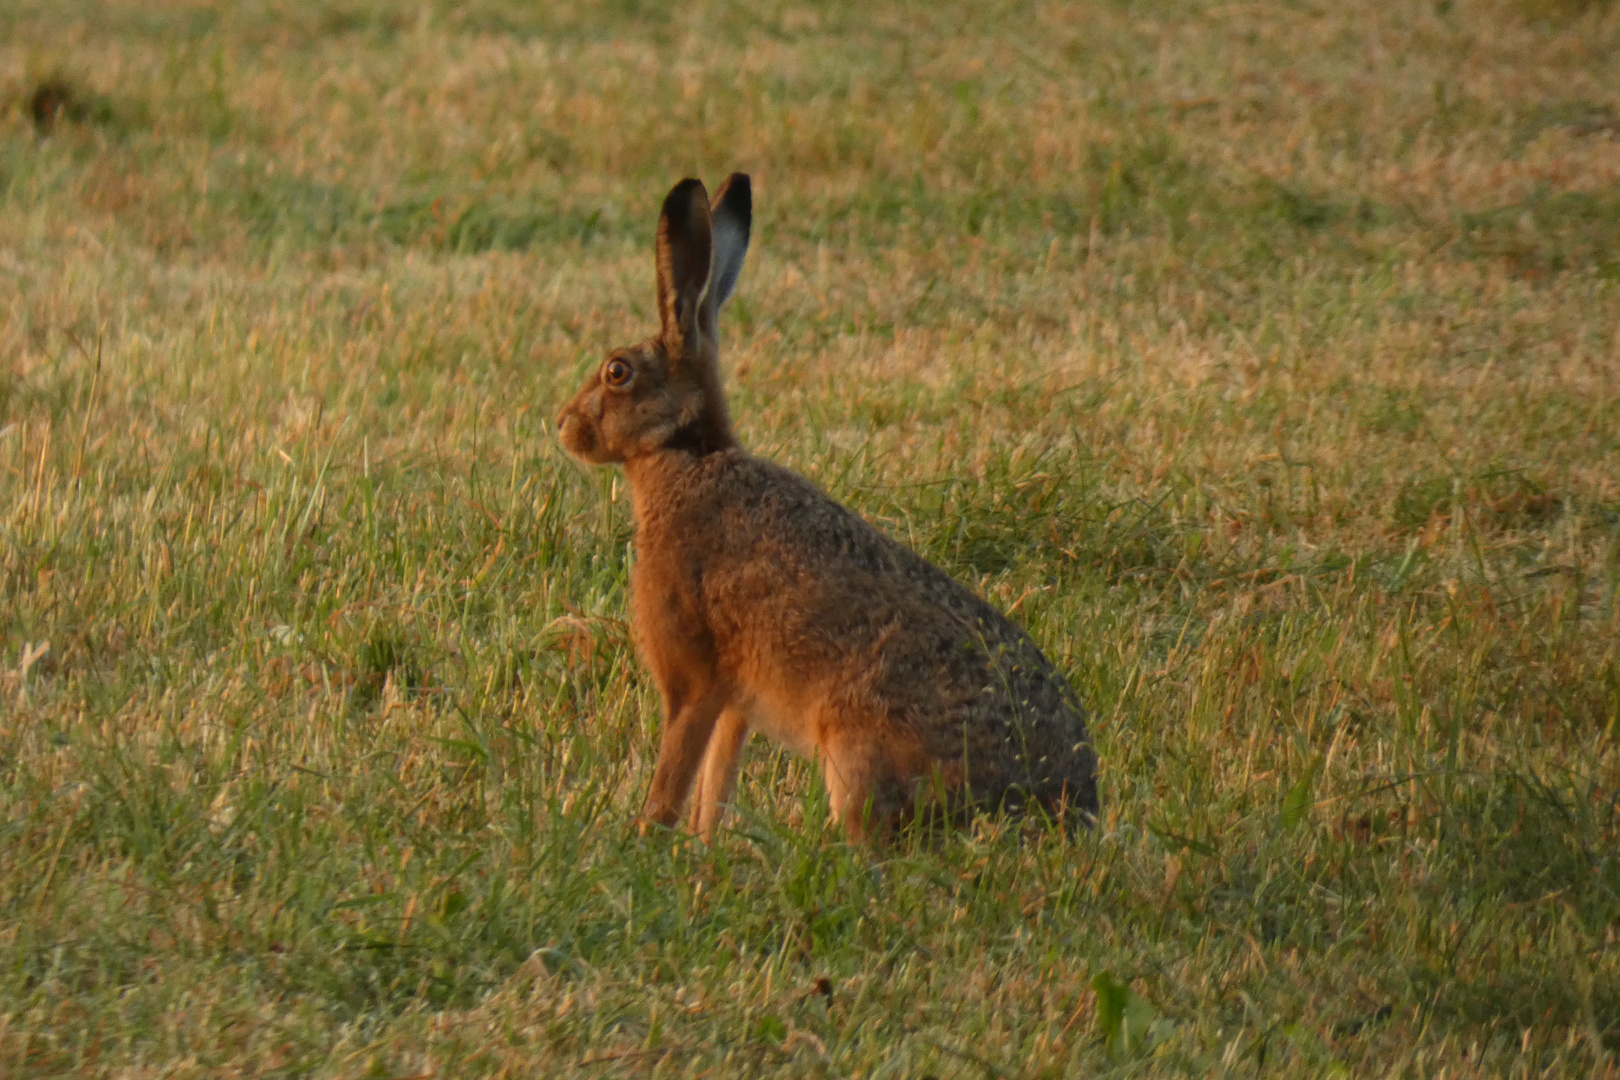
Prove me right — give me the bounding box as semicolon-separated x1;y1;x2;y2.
558;175;1099;840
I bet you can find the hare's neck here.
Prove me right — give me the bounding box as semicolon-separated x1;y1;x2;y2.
676;371;736;455
624;449;718;528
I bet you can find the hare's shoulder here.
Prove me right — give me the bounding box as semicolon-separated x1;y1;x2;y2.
692;452;919;573
700;454;1034;639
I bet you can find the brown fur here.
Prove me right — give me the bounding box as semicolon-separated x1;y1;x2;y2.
558;174;1099;841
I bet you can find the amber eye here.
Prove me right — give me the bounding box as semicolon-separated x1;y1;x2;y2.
603;358;634;388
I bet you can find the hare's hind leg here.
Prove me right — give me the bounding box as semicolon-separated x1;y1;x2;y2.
818;739;877;842
818;728;915;843
688;706;750;842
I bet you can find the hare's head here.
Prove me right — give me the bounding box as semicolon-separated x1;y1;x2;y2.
558;175;751;465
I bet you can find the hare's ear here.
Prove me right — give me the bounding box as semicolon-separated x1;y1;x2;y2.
656;178;713;362
699;173;751;341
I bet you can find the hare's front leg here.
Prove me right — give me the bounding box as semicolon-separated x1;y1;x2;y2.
688;706;750;842
641;687;728;834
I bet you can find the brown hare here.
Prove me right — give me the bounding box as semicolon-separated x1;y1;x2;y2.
557;174;1099;841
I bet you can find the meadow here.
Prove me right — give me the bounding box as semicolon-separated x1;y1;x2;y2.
2;0;1618;1075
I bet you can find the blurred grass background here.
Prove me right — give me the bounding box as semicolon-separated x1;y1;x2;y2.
1;0;1617;1075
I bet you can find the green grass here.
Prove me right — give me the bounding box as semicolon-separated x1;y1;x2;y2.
2;0;1618;1075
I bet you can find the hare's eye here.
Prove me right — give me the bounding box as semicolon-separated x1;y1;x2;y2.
604;358;634;388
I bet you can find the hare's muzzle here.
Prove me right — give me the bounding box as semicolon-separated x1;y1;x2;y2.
557;407;596;458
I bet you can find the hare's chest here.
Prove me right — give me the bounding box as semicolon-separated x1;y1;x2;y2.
627;561;724;698
628;547;707;628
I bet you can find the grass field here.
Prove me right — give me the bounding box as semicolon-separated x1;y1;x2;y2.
3;1;1619;1075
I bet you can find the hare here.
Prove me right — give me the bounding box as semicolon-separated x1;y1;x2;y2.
557;174;1098;841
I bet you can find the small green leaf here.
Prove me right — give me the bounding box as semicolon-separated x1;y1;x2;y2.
1092;970;1128;1055
437;889;469;920
1123;992;1158;1049
753;1014;787;1043
1092;971;1167;1059
1280;754;1324;831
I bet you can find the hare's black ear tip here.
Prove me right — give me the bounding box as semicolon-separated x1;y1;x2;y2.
662;177;709;219
715;173;752;214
